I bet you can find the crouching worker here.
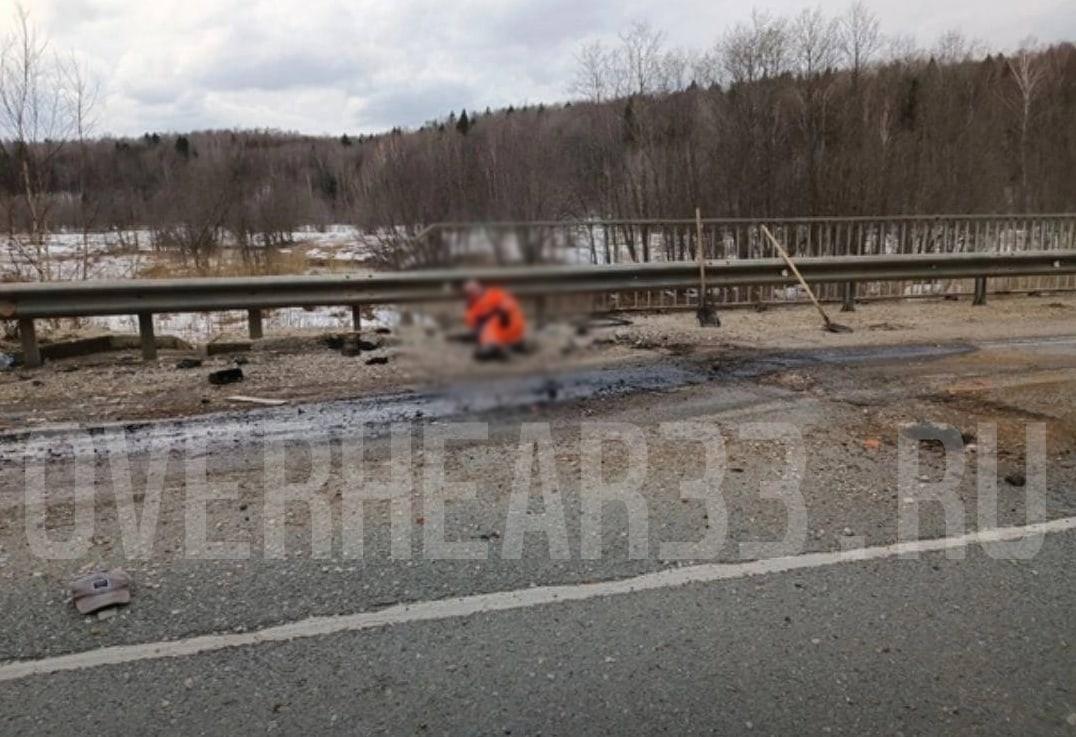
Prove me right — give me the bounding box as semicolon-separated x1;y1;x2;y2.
463;279;527;361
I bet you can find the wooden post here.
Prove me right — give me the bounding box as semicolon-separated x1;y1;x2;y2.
351;305;362;332
841;281;857;312
696;208;706;307
18;318;41;368
694;208;720;326
973;277;988;306
138;312;157;361
247;309;264;340
842;221;859;311
535;296;548;328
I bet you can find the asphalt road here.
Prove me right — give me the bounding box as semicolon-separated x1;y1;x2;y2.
1;527;1074;736
0;336;1074;735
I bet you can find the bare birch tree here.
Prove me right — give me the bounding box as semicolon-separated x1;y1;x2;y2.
0;4;93;280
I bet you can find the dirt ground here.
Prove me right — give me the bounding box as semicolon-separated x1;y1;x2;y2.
0;292;1073;648
1;293;1074;428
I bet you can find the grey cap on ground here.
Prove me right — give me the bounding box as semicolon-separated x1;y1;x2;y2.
71;569;132;615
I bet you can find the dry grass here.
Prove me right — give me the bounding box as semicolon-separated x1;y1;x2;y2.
134;245;335;279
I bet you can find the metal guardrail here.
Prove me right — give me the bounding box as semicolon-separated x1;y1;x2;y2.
415;214;1076;265
414;214;1076;307
3;250;1076;368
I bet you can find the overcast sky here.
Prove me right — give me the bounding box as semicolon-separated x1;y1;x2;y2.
8;0;1075;137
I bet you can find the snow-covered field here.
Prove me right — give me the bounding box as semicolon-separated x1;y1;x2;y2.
0;225;382;283
94;306;402;343
1;226;398;342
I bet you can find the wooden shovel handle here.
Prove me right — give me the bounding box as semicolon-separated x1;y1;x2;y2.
760;225;834;326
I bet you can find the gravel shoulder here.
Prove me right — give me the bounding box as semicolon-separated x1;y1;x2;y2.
2;293;1075;428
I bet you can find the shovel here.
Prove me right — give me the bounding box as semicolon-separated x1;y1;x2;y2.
760;225;853;334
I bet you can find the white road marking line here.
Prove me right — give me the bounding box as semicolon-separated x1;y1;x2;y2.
1;517;1074;683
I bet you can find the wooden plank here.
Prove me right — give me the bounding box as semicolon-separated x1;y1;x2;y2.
227;395;287;407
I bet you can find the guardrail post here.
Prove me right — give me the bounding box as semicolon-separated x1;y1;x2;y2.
247;309;264;339
973;276;988;306
138;312;157;361
841;281;857;312
351;306;362;332
18;318;41;368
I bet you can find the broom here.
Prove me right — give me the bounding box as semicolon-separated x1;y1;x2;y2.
760;225;852;334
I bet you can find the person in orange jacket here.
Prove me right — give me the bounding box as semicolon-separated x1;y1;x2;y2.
463;280;527;360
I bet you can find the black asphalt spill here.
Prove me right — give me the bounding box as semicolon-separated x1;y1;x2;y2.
2;341;977;462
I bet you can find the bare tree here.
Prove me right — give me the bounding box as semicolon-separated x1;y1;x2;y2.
792;6;840;76
1003;39;1051;210
0;4;86;280
657;48;692;93
618;21;665;96
931;30;985;64
885;33;922;64
59;52;101;279
571;41;612;102
839;1;881;77
718;10;791;85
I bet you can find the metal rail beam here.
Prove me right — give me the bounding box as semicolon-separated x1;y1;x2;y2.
4;251;1076;367
2;252;1074;321
419;214;1076;230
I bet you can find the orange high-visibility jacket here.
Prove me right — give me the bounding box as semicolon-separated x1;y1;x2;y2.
465;287;526;346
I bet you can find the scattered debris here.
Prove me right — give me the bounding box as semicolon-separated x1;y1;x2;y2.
1004;471;1027;487
71;568;131;615
175;358;203;369
696;302;722;327
341;335;381;356
208;368;244;385
364;355;390;366
868;322;909;332
233;355;250;366
768;371;812;391
226;395;286;406
375;327;392;335
863;438;882;451
901;421;963;449
0;353;15;371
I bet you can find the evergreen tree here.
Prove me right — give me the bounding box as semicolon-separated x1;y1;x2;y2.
174;135;191;159
456;109;471;135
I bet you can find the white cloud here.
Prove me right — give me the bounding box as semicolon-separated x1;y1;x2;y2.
4;0;1073;136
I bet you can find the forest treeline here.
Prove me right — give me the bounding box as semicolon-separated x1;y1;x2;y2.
2;4;1075;266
